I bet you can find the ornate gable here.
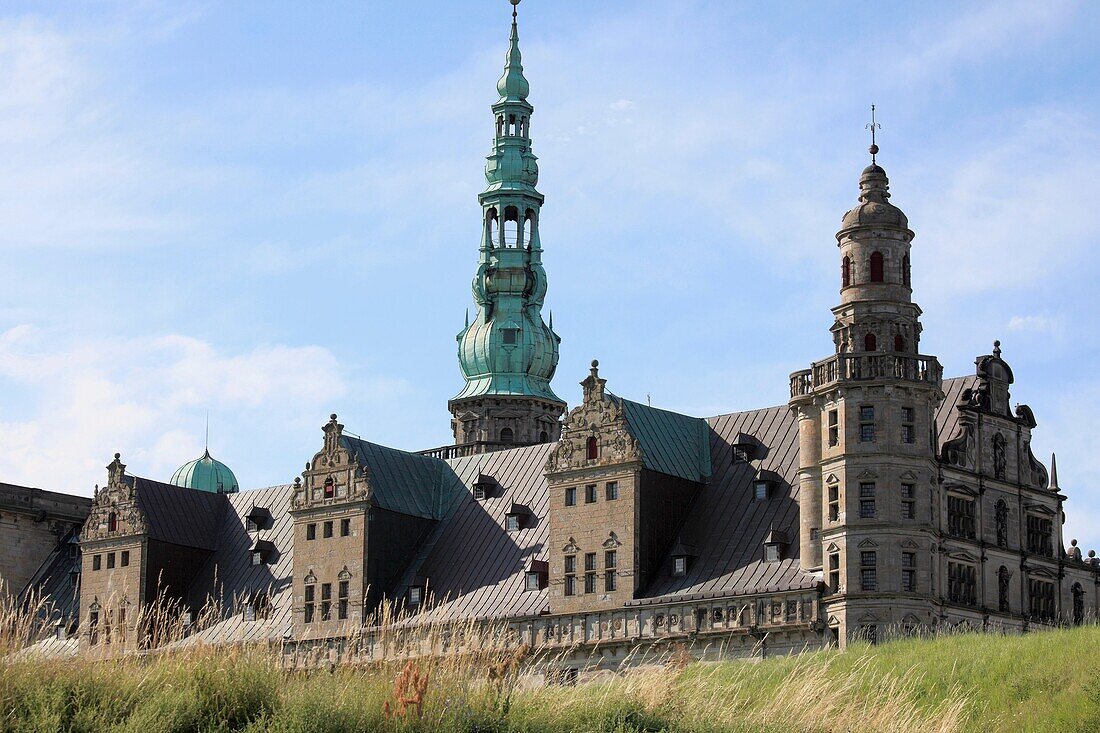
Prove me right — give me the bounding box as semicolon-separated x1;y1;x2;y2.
83;453;148;541
292;414;372;510
545;361;642;474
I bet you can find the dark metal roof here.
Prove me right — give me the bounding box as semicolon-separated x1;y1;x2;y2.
937;375;978;445
340;436;463;520
131;476;225;551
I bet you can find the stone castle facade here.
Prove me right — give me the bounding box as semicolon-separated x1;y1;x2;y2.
4;3;1098;665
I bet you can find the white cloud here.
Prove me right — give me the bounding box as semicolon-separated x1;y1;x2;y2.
1007;315;1059;333
0;325;348;493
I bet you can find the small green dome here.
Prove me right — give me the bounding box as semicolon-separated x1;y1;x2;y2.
170;449;239;494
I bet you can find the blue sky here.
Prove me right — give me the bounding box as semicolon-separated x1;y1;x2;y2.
0;1;1097;547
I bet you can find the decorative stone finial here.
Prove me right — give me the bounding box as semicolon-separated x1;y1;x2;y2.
330;413;338;421
993;340;1001;358
591;359;599;371
1050;452;1059;490
114;452;121;460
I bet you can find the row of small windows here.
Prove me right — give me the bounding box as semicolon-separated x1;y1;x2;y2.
90;550;130;571
305;518;352;541
485;206;537;249
303;580;350;623
826;550;917;594
841;252;910;287
563;550;617;596
311;478;346;502
948;496;1053;557
826;481;916;522
827;405;916;447
496;113;529;138
564;481;619;506
861;332;908;352
496;427;551;444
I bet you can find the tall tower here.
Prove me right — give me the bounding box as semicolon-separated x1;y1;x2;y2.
789;120;944;645
449;0;566;452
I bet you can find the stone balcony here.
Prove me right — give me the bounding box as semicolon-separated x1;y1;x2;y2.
790;353;942;399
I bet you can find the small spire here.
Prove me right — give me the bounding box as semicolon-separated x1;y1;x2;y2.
865;104;881;164
549;309;553;330
465;308;469;328
205;410;210;453
1050;452;1059;490
497;0;530;101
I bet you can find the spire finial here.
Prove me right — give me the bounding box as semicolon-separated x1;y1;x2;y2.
205;410;210;453
511;0;520;20
993;339;1002;358
1050;452;1059;490
866;104;881;164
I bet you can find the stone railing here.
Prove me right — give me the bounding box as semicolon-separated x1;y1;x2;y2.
790;353;942;398
415;441;520;461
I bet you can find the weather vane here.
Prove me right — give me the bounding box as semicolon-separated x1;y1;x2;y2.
866;104;881;164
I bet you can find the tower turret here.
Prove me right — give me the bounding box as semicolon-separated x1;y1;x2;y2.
448;0;566;452
789;113;944;646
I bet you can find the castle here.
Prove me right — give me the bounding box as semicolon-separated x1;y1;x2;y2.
4;2;1098;665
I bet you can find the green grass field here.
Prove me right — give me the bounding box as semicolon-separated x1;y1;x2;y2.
2;626;1098;732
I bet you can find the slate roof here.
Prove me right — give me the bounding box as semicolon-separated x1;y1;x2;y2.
619;398;712;483
936;375;978;445
340;435;463;520
130;476;225;551
181;483;296;645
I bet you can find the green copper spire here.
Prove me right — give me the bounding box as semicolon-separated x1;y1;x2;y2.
451;0;563;410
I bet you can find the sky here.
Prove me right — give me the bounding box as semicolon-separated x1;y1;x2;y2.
0;0;1097;547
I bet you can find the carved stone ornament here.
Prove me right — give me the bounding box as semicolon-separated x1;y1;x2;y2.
82;453;149;541
940;420;975;469
545;361;643;474
292;414;373;509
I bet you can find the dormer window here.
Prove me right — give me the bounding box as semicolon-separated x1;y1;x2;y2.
407;585;423;608
245;506;270;532
505;502;530;532
753;470;778;501
762;529;788;563
473;473;494;500
731;433;758;463
525;560;548;591
670;542;696;577
250;539;275;566
754;481;769;501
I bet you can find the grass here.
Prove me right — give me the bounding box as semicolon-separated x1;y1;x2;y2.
1;623;1098;732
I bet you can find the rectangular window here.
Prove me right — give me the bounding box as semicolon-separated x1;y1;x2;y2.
473;485;486;501
605;481;619;500
901;407;915;444
323;521;333;539
902;552;916;592
859;482;875;518
564;487;576;507
251;551;262;566
525;572;541;591
505;514;520;532
948;562;977;605
828;552;840;593
860;551;877;591
304;584;315;624
1026;515;1053;557
564;575;576;596
585;484;598;503
605;550;617;569
502;328;518;345
584;572;596;594
1028;579;1055;621
828;410;839;447
340;518;351;537
121;550;130;567
246;517;259;532
564;555;576;574
901;484;915;520
673;556;687;576
320;583;332;621
754;481;769;501
585;552;597;572
828;485;840;521
604;570;617;592
859;406;875;443
321;583;331;600
408;586;422;607
947;496;976;539
92;554;102;571
106;552;115;569
764;544;780;562
89;610;99;645
306;523;317;541
338;581;349;620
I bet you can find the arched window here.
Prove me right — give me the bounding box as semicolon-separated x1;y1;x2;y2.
107;512;117;533
902;255;911;286
500;427;514;444
1072;583;1085;626
486;209;498;248
894;334;905;352
870;252;884;282
998;566;1010;613
523;209;536;249
496;115;503;137
586;436;598;460
864;333;877;351
995;500;1009;548
503;206;519;247
539;431;549;443
842;256;851;287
